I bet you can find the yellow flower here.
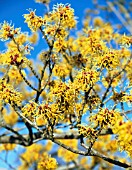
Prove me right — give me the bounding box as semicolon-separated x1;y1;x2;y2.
0;48;29;67
99;50;119;69
90;108;122;129
0;144;16;151
0;81;22;106
8;66;25;85
3;109;18;126
113;121;132;158
93;17;104;27
119;34;132;48
53;63;71;78
38;153;57;170
0;21;20;41
50;4;76;29
106;140;118;153
75;68;99;90
22;100;38;120
78;124;98;139
20;144;43;169
23;9;45;32
28;33;38;44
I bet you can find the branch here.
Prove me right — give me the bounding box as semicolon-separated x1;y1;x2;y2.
106;1;132;34
0;129;114;145
91;149;131;168
18;68;38;92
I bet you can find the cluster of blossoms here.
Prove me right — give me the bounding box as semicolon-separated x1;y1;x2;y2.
89;108;122;129
22;100;38;121
48;3;76;29
20;144;43;169
78;124;98;139
7;66;26;85
53;62;71;78
48;81;78;121
0;144;16;151
38;152;57;170
23;9;45;32
53;38;67;52
0;22;34;68
58;139;78;162
19;143;56;170
113;121;132;158
119;34;132;48
7;33;27;49
45;24;68;39
86;94;101;109
22;100;64;124
0;21;20;41
24;4;76;33
0;48;29;67
75;68;99;91
102;70;122;88
0;81;22;106
122;95;132;104
99;50;119;69
76;28;108;58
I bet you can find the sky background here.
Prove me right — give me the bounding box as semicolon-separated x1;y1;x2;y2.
0;0;131;169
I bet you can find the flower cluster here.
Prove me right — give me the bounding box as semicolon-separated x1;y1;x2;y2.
99;50;119;69
0;81;22;106
22;100;38;121
75;68;99;90
78;124;98;139
23;9;45;32
20;144;43;169
0;21;20;41
86;94;101;109
37;103;64;123
38;152;57;170
120;94;132;105
113;121;132;158
22;100;64;124
48;81;78;121
89;108;122;129
106;140;118;153
76;28;107;57
119;34;132;48
0;144;16;151
53;63;71;78
8;66;26;85
0;48;29;67
49;3;76;29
